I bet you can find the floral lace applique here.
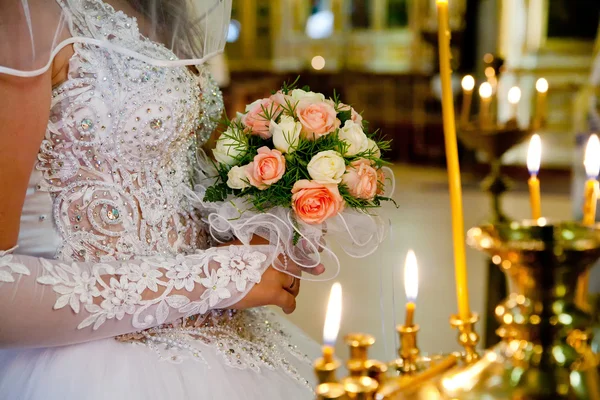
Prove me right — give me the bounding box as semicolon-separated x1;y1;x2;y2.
35;246;268;331
0;247;30;283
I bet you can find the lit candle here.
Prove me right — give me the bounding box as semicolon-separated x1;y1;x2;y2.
535;78;548;127
436;0;471;321
314;282;343;385
460;75;475;126
478;82;493;129
323;282;343;354
507;86;521;121
577;135;600;310
404;250;419;327
527;134;542;220
582;134;600;226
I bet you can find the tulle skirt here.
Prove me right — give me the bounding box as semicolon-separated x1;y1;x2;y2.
0;309;319;400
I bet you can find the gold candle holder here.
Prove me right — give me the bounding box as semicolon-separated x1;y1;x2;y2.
364;360;387;384
314;345;342;384
450;313;480;364
316;382;347;400
341;376;379;400
396;324;420;374
344;333;375;363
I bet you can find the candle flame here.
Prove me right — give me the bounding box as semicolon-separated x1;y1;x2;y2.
536;78;548;93
527;134;542;175
461;75;475;92
507;86;521;105
478;82;492;99
584;134;600;179
436;0;448;3
404;250;419;302
323;282;342;346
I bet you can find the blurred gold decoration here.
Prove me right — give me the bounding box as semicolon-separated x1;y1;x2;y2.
313;221;600;399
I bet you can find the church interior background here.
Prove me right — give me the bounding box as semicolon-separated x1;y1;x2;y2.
210;0;600;363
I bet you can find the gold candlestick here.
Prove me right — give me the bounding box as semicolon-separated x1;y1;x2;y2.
449;313;480;364
315;345;342;384
345;333;375;363
341;376;379;400
396;324;420;374
364;360;388;384
316;382;347;400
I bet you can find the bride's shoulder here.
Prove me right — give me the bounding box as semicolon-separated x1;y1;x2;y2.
0;1;68;72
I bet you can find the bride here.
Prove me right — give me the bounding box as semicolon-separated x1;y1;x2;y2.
0;1;324;398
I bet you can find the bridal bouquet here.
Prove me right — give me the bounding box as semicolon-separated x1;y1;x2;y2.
199;79;394;279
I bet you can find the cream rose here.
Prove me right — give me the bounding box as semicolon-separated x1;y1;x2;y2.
246;147;286;190
227;166;250;190
291;180;344;225
342;159;379;200
213;128;247;166
270;116;302;154
339;120;369;156
296;101;339;140
291;88;325;103
307;150;346;184
366;138;381;158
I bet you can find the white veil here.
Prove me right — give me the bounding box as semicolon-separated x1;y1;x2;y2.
0;0;232;77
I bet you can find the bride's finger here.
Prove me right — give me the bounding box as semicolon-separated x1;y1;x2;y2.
298;263;325;276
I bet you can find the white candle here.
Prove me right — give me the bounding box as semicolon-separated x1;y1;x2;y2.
323;282;343;347
478;82;493;128
507;86;521;121
460;75;475;126
535;78;548;127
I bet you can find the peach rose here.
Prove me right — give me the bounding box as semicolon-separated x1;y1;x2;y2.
296;101;339;140
242;98;282;139
291;180;344;225
342;159;379;200
270;91;296;110
246;147;286;190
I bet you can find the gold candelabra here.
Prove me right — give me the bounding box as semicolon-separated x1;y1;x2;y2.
313;221;600;399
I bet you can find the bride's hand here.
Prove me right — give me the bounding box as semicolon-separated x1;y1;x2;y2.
231;266;301;314
231;255;325;314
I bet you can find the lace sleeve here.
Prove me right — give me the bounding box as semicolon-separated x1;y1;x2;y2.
0;245;273;348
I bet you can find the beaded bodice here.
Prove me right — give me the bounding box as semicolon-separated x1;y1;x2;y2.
36;0;223;262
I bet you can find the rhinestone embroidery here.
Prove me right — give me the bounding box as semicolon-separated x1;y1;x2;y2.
80;118;94;131
149;118;163;130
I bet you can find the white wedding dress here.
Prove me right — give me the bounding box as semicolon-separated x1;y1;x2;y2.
0;1;318;398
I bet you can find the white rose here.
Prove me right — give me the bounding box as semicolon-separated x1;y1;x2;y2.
291;88;325;103
366;138;381;158
338;120;369;156
227;165;250;190
213;127;247;166
307;150;346;184
271;116;302;154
